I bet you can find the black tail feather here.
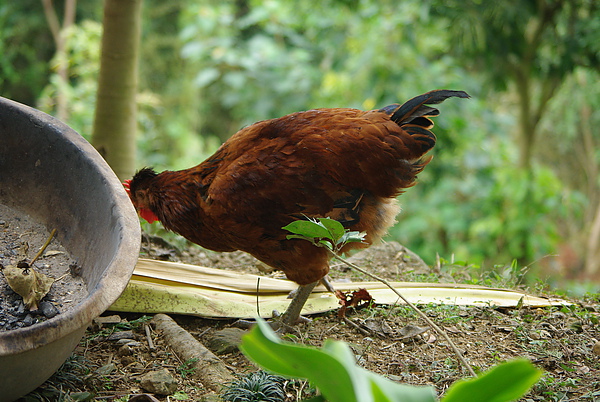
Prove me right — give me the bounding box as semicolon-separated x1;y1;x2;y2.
386;89;469;125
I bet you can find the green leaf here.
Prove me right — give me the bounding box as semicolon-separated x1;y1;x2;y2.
282;220;333;240
286;234;314;242
241;319;358;402
240;319;436;402
317;217;346;243
317;239;334;250
442;359;542;402
338;230;366;246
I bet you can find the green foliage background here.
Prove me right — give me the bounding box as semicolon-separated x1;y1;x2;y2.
1;0;598;289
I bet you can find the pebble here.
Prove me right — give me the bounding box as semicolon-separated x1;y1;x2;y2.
94;315;123;327
117;345;134;357
12;300;25;316
22;314;35;327
139;368;178;395
593;341;600;356
39;301;59;318
96;363;117;376
107;330;135;341
116;339;142;347
206;327;247;355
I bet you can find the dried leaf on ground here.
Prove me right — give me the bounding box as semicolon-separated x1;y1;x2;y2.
2;263;55;310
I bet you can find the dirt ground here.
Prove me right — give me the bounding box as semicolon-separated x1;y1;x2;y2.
0;203;87;331
22;235;600;401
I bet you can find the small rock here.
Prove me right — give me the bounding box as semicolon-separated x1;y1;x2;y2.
206;327;247;355
94;315;123;326
12;301;25;316
96;363;117;376
120;355;136;366
22;314;35;326
139;368;178;395
117;339;141;347
107;330;135;341
117;345;134;357
39;300;59;318
592;341;600;356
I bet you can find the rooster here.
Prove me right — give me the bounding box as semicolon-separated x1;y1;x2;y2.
125;89;469;327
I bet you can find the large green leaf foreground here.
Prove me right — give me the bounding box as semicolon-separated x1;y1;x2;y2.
240;319;542;402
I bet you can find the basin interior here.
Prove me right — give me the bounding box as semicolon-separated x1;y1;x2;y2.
0;97;140;401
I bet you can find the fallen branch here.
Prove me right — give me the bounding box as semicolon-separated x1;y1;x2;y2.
151;313;235;391
143;323;155;350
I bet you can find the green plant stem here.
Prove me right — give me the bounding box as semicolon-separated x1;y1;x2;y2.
330;252;477;378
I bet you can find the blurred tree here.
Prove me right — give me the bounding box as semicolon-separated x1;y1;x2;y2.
37;20;103;138
91;0;142;180
429;0;599;267
537;68;600;276
0;2;55;105
432;0;599;170
179;0;466;138
136;0;218;170
0;1;100;108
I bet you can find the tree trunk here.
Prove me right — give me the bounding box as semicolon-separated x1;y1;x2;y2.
41;0;77;122
585;201;600;276
92;0;143;180
514;69;536;171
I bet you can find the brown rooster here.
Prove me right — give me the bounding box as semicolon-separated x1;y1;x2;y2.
125;89;469;327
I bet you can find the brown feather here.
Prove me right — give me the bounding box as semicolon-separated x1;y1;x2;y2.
127;90;468;285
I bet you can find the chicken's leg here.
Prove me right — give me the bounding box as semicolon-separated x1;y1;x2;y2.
278;281;318;328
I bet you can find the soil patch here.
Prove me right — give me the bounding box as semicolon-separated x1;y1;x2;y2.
0;203;87;331
23;236;600;401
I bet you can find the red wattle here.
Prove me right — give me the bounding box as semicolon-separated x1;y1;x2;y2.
140;208;159;224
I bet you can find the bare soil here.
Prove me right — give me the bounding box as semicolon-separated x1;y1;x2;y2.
21;234;600;401
0;203;87;331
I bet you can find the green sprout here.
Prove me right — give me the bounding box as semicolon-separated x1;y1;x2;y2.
282;217;365;254
221;371;286;402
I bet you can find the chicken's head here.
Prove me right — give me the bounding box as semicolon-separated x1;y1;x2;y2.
123;176;160;224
